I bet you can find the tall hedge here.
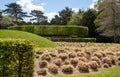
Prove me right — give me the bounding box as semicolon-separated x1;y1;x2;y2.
0;39;34;77
8;25;88;37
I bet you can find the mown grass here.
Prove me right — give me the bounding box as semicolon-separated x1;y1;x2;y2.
46;66;120;77
0;30;58;48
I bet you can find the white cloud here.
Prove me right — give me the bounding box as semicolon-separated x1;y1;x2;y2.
17;0;44;12
89;0;98;9
72;8;79;13
45;12;58;21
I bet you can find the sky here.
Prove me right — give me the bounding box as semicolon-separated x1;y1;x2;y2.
0;0;98;21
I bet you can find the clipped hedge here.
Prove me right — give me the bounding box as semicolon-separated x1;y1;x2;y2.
8;25;88;37
51;38;96;42
0;39;34;77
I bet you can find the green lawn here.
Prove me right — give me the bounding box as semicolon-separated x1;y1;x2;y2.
46;66;120;77
0;30;58;48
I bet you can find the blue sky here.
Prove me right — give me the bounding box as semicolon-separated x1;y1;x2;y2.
0;0;97;21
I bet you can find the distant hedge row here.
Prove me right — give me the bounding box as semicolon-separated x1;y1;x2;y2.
0;39;34;77
8;25;88;37
50;38;96;42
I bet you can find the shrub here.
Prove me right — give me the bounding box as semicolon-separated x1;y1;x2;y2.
41;54;51;62
78;62;89;73
69;52;77;58
53;58;61;66
0;39;34;77
48;64;58;74
59;53;68;61
8;25;88;37
37;68;47;76
52;38;96;42
62;65;74;74
39;60;48;68
89;61;99;71
70;58;78;67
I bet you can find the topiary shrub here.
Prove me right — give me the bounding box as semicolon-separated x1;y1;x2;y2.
48;64;58;74
41;54;51;62
39;60;48;68
78;62;89;73
70;58;78;67
53;58;61;66
89;61;99;71
62;65;74;74
37;68;47;76
59;53;68;61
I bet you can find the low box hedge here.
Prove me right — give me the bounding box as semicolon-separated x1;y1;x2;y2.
8;25;88;37
51;38;96;42
0;39;34;77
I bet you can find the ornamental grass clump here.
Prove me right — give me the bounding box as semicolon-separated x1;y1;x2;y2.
41;54;51;62
59;53;68;61
69;52;77;58
103;63;109;68
48;64;58;74
37;68;47;76
102;57;112;67
62;65;74;74
70;58;78;67
89;61;99;71
79;57;87;62
53;58;61;66
91;56;101;66
77;52;86;57
64;60;70;65
39;60;48;68
78;62;89;73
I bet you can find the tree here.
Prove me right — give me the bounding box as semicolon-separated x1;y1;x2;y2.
0;10;2;21
30;10;47;25
0;16;15;29
68;9;84;25
50;15;61;25
95;0;120;43
3;2;27;22
59;7;73;25
82;9;97;37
